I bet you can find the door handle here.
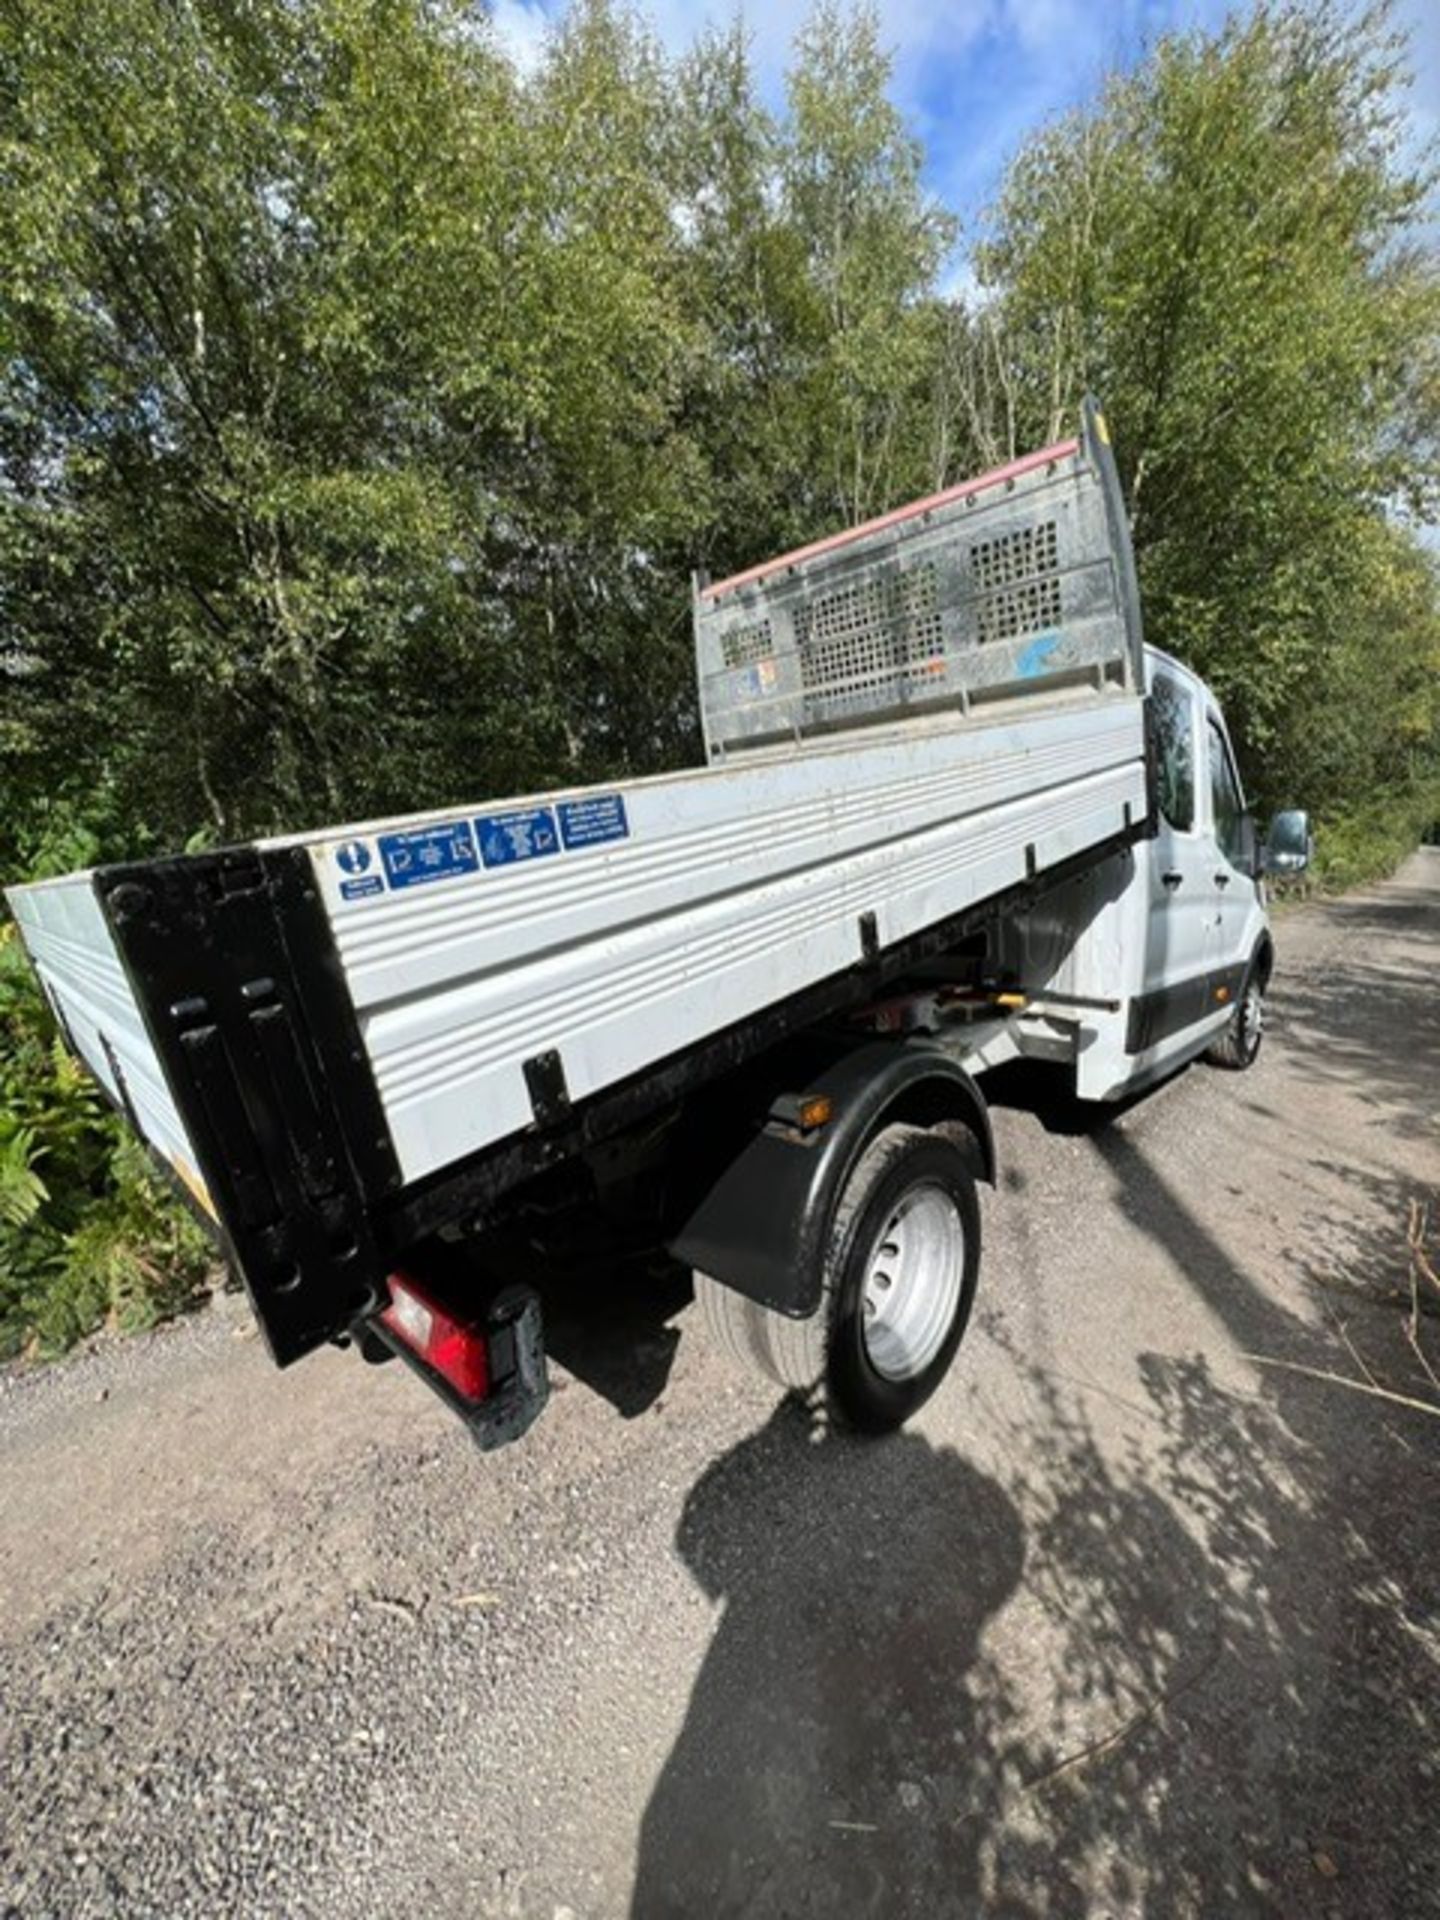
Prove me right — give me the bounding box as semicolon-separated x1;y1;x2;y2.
1162;870;1183;890
1214;872;1232;887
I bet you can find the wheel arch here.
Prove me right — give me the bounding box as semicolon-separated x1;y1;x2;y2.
668;1040;993;1322
871;1070;995;1185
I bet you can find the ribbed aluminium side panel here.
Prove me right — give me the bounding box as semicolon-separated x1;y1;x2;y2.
5;875;212;1215
310;698;1148;1186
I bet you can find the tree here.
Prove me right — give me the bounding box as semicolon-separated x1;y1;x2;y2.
1;0;523;846
973;1;1440;819
782;2;955;527
0;0;714;855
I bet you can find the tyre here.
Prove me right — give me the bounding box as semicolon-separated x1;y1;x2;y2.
1206;961;1265;1070
695;1122;981;1432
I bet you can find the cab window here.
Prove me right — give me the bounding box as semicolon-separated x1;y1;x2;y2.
1151;672;1195;833
1207;717;1246;865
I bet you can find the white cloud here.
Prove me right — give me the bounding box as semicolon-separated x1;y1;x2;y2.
938;251;981;305
483;0;1438;234
488;0;552;79
1396;0;1439;172
483;0;992;103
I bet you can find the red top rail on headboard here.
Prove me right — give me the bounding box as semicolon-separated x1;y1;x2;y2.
703;436;1082;602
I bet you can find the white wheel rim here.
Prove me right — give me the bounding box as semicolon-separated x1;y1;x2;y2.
1244;982;1264;1054
859;1182;964;1382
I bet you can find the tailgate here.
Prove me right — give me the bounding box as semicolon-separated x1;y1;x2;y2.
7;852;393;1365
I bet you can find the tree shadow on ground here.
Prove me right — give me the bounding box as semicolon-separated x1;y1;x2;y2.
1284;1154;1437;1330
1267;873;1439;1147
630;1404;1032;1919
632;1126;1440;1918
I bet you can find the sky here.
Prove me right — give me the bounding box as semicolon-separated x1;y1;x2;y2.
489;0;1440;296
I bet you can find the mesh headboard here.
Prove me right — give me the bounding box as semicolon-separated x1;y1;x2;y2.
693;400;1144;759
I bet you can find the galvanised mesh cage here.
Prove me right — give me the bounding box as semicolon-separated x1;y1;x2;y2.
693;400;1144;759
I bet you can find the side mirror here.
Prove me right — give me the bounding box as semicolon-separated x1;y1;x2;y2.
1263;808;1312;875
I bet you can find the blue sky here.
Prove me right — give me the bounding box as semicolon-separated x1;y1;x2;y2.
490;0;1439;294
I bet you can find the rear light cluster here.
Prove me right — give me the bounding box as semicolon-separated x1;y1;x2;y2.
380;1271;490;1402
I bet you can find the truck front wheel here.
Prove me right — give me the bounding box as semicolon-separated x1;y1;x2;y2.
695;1123;981;1431
1206;960;1266;1070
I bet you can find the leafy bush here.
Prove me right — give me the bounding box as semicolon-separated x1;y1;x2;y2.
0;920;213;1358
1307;778;1440;896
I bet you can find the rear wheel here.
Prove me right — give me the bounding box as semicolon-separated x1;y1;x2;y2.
695;1122;981;1431
1206;962;1265;1070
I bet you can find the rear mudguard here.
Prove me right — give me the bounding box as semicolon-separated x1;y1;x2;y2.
667;1037;993;1319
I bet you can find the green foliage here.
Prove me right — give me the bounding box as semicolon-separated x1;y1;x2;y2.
975;1;1440;830
0;0;967;861
0;921;211;1357
781;3;956;524
1308;776;1440;893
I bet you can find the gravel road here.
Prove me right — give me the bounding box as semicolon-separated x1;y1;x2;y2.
2;851;1438;1919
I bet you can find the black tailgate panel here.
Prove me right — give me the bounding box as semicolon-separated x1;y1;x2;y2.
98;845;400;1365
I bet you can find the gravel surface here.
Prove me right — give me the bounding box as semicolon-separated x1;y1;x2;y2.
2;852;1437;1919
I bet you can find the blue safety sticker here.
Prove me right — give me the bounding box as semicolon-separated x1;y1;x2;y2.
476;806;560;869
557;793;629;850
378;820;479;890
1017;631;1062;678
339;874;384;902
335;839;373;876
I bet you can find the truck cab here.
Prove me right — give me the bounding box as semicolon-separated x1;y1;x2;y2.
983;645;1300;1104
1133;643;1273;1079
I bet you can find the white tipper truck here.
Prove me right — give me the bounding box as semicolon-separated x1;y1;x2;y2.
6;400;1311;1447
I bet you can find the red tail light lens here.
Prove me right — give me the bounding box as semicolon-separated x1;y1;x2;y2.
380;1272;490;1402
